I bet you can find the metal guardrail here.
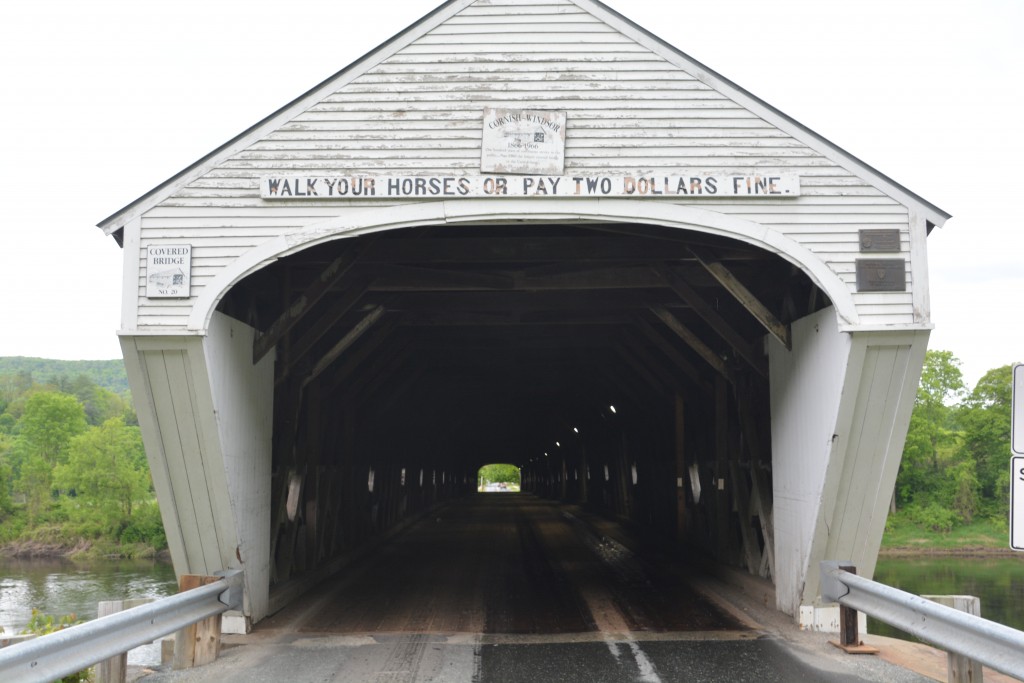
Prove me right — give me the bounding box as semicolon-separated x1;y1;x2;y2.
820;560;1024;679
0;569;242;683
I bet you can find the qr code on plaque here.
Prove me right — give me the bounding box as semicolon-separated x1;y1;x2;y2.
534;133;545;143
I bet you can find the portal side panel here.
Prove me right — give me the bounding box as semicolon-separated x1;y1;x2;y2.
120;335;241;579
768;307;850;617
204;312;274;625
120;337;190;575
769;315;929;623
810;329;929;587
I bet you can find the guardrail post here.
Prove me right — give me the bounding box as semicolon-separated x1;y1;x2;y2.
820;560;1024;677
96;598;154;683
924;596;983;683
838;564;858;648
821;562;878;655
173;575;224;669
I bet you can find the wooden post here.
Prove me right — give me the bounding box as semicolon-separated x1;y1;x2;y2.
674;393;687;540
579;442;589;504
925;595;984;683
96;598;153;683
714;376;730;561
830;565;879;655
618;432;632;518
172;575;223;669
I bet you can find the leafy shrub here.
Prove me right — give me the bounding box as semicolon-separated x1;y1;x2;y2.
120;500;167;549
20;610;91;682
907;502;959;532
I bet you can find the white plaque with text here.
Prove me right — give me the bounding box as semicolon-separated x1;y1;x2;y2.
146;244;191;298
481;108;566;175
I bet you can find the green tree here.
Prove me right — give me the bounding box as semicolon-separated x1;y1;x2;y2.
479;463;520;486
12;392;88;468
68;374;131;426
958;364;1014;510
895;351;966;508
16;454;54;524
916;350;966;471
10;392;88;524
54;418;150;535
0;440;13;517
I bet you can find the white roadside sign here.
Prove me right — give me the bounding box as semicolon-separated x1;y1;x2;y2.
1013;365;1024;550
1013;455;1024;550
1013;363;1024;456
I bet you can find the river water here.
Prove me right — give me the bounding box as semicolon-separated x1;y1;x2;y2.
0;556;177;665
870;554;1024;639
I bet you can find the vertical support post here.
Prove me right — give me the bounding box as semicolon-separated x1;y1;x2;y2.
925;596;984;683
838;564;859;648
96;598;153;683
579;443;589;504
714;376;730;561
674;393;687;540
828;565;879;655
618;432;632;518
173;575;223;669
561;456;568;500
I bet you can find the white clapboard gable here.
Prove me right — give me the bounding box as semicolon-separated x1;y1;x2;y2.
98;0;948;331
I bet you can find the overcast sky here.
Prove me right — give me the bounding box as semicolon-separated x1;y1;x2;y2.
1;0;1020;388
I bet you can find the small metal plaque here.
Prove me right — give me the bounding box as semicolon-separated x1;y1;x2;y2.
856;259;906;292
859;229;901;253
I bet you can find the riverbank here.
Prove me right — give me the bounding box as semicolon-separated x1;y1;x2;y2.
1;539;170;562
879;545;1022;556
879;515;1018;556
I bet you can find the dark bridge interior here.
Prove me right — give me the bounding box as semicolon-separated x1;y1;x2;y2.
216;222;829;592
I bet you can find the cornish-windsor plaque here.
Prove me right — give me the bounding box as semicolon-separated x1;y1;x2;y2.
481;108;566;175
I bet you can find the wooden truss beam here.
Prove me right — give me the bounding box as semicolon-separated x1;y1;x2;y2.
254;242;370;363
278;277;374;380
689;246;791;350
648;304;733;383
631;314;709;390
306;305;386;386
654;264;767;377
321;317;403;396
364;236;698;264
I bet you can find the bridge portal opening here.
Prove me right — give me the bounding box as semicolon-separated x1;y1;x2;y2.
478;464;521;492
214;219;831;619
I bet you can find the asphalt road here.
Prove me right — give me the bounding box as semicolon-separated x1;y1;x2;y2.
137;495;932;682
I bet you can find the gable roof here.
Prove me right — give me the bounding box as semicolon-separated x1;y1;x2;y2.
97;0;950;243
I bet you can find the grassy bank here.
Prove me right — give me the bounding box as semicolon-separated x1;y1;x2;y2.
1;537;166;561
880;512;1012;554
0;504;167;561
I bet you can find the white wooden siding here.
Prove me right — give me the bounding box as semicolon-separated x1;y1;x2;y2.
132;0;919;329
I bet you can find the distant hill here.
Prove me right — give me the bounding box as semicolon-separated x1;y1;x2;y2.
0;357;129;395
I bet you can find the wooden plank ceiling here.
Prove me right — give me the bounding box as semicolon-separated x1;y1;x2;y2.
218;222;826;464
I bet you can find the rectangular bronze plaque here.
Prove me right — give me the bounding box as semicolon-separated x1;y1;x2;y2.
859;229;901;253
856;259;906;292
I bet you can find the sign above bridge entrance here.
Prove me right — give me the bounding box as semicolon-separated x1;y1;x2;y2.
260;173;801;200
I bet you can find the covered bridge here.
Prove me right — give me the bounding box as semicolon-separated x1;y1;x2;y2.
97;0;947;633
